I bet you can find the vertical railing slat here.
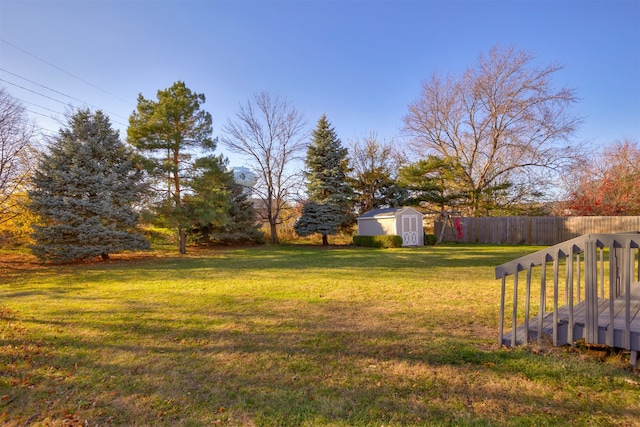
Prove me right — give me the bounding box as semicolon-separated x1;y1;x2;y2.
553;252;560;347
567;247;574;345
538;256;547;346
524;265;532;344
584;239;598;344
607;243;616;347
624;240;632;350
599;246;604;299
499;273;506;347
512;269;519;347
577;252;582;303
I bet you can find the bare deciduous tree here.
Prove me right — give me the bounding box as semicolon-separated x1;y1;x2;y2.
403;46;582;215
348;132;404;213
221;92;307;243
0;87;38;225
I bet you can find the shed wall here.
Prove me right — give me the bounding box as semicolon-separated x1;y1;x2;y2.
358;217;396;236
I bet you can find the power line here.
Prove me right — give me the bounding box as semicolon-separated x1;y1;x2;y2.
0;67;130;121
19;98;64;116
0;38;134;107
0;77;128;128
0;77;71;107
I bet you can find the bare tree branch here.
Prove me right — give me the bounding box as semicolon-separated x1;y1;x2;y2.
403;46;582;215
0;86;38;224
221;92;307;243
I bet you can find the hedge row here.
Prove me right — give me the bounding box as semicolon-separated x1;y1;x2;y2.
424;234;437;245
353;234;438;248
353;235;403;248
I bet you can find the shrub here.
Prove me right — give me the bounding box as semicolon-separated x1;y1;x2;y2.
424;233;437;245
353;235;403;248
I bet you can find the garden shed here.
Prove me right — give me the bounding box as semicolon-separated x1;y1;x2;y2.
357;207;424;246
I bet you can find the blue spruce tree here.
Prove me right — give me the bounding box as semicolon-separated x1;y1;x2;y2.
29;110;149;262
295;115;353;245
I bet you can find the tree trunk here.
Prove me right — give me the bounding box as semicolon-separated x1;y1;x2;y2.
322;233;329;246
179;228;187;254
101;253;109;261
270;222;279;244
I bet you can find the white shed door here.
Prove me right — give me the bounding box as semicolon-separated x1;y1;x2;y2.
402;216;420;246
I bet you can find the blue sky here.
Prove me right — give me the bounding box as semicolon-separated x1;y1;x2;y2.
1;0;638;167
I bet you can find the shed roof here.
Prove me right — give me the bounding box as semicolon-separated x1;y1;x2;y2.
357;207;423;219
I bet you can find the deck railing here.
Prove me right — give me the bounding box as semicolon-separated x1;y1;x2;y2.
495;232;640;351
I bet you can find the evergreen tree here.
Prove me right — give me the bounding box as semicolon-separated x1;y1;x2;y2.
186;155;264;245
397;155;469;212
184;155;231;239
128;81;214;254
295;115;353;245
218;179;265;245
29;110;149;263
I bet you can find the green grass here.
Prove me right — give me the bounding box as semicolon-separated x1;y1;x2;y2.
1;244;639;426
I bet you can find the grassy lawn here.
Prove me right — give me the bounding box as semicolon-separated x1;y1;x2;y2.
1;244;639;426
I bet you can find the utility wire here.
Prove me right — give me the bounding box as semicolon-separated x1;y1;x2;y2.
0;78;72;106
24;107;58;121
1;78;128;128
19;98;63;116
0;67;130;121
1;38;134;107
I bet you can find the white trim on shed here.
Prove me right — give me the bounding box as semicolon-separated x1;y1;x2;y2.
357;207;424;246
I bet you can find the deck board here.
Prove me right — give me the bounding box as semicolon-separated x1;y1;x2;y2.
503;282;640;350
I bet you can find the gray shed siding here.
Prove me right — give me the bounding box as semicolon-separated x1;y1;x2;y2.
358;216;396;236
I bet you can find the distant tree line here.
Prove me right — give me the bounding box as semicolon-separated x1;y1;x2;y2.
1;45;638;260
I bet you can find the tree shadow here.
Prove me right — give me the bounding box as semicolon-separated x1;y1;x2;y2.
2;295;638;425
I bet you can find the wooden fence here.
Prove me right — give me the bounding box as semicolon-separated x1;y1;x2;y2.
434;216;640;246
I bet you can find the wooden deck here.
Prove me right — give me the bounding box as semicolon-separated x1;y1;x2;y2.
502;281;640;353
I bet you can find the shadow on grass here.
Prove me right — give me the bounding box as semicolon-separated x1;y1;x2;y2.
2;295;638;426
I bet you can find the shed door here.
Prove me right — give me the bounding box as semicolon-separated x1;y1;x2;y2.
402;215;420;246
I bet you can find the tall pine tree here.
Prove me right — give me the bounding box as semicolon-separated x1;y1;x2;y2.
128;81;214;254
295;115;353;245
29;110;149;263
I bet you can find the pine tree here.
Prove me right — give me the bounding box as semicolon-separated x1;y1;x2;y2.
187;156;264;245
184;155;231;240
295;115;353;245
29;109;149;263
128;81;214;254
